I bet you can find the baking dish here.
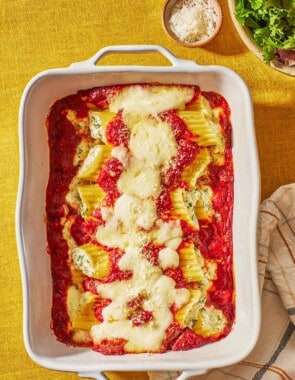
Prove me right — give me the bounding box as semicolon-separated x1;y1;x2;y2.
16;45;260;379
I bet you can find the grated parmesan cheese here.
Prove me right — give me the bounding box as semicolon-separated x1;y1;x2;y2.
169;0;219;43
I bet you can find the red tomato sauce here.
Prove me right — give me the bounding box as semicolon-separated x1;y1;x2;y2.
77;85;124;109
71;215;103;246
46;95;83;343
97;158;123;206
46;85;234;353
160;110;194;142
106;116;130;147
93;338;127;355
163;139;200;189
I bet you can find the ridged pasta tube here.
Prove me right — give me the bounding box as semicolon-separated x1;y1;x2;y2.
77;145;112;181
88;111;116;141
181;148;211;189
72;243;110;279
178;242;204;282
77;184;105;217
178;111;219;146
67;287;97;330
175;289;203;326
170;188;197;229
194;185;214;221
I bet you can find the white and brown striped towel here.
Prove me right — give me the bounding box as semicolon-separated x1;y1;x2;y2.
148;184;295;380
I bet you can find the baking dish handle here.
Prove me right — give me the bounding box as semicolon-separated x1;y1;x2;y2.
176;369;208;379
70;44;199;70
78;369;208;380
78;371;108;380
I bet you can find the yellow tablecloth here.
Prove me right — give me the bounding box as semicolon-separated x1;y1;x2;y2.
0;1;294;379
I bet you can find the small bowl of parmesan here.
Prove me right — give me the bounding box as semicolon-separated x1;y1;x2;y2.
162;0;222;47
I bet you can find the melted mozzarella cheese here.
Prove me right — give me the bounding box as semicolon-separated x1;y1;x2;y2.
153;220;183;246
114;194;157;231
129;117;177;169
96;193;157;249
96;220;148;250
100;206;113;222
109;85;194;119
91;248;190;352
158;247;179;269
165;237;183;250
117;157;161;199
111;145;129;168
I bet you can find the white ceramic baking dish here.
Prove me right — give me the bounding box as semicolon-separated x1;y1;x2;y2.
16;45;261;380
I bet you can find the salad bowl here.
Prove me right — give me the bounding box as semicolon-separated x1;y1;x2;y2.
228;0;295;76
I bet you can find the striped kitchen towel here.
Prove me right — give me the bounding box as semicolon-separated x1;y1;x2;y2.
148;184;295;380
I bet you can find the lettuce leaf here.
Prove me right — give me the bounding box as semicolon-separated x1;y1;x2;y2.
235;0;295;63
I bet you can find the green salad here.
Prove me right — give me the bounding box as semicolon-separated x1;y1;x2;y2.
235;0;295;63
